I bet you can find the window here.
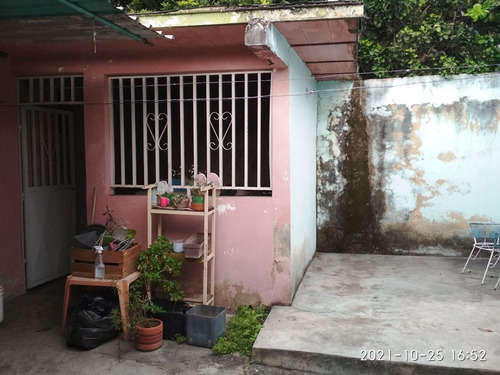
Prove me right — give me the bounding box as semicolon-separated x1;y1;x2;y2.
18;75;83;104
110;72;272;194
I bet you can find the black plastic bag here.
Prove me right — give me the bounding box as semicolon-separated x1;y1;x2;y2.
65;295;119;350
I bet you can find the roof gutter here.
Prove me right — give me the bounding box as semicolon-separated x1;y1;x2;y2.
57;0;149;44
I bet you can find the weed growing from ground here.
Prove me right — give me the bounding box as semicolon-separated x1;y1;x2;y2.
213;305;270;356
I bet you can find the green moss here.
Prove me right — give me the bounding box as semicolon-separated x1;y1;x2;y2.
212;305;270;356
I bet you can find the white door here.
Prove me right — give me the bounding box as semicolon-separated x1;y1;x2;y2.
21;106;76;288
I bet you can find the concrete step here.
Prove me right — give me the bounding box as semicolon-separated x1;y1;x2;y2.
251;253;500;374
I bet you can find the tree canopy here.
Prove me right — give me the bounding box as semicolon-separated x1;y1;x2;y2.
359;0;500;78
115;0;500;78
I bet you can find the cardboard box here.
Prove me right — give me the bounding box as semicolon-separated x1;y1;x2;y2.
70;243;141;278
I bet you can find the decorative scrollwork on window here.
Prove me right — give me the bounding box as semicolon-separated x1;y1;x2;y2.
209;111;233;151
145;113;169;151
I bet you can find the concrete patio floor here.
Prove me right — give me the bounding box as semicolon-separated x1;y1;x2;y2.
253;253;500;374
0;277;309;375
1;253;500;374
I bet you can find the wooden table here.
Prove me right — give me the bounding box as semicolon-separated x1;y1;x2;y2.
61;271;140;341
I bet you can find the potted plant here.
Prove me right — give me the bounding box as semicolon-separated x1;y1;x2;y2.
170;192;190;209
158;192;170;207
191;187;205;211
190;172;220;211
99;206;136;251
113;235;184;351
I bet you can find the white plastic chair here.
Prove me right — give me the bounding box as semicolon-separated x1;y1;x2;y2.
462;223;500;284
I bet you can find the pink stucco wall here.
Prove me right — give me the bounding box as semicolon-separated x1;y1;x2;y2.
83;55;292;310
0;59;25;297
3;46;293;309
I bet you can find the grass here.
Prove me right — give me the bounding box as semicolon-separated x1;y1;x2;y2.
212;305;270;356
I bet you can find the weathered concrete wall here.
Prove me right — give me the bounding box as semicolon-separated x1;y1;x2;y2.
280;29;318;297
317;73;500;255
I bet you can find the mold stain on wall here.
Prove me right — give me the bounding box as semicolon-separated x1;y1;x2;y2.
317;75;500;256
215;280;262;313
317;81;386;253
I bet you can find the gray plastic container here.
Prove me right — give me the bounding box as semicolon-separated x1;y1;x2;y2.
186;305;226;348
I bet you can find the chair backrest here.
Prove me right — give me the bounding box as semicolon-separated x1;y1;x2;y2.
469;223;500;242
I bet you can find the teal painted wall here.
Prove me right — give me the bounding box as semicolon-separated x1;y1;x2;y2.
317;73;500;255
269;25;318;295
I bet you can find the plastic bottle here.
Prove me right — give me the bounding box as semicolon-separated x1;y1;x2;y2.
94;246;105;280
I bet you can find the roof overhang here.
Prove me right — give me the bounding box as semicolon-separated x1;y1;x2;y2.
137;2;363;80
0;0;165;44
0;1;363;80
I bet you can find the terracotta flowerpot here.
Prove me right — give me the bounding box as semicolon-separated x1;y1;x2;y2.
135;318;163;352
191;196;204;211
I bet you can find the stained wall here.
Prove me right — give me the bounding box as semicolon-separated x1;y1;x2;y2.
317;73;500;255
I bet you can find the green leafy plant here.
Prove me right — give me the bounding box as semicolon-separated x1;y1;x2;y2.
174;333;186;344
213;305;270;356
99;206;136;250
169;192;190;207
136;235;184;302
112;235;184;332
359;0;500;78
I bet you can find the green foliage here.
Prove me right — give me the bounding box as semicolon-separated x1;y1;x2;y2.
136;235;184;301
112;0;500;78
212;305;270;356
359;0;500;78
466;0;499;21
114;0;283;12
174;333;187;344
113;235;184;333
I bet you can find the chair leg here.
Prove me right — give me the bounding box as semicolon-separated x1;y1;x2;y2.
495;276;500;290
462;245;480;273
481;251;496;285
116;278;130;341
61;277;72;335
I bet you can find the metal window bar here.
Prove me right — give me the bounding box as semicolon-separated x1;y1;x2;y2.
142;77;148;186
18;76;83;105
39;111;46;187
47;113;54;186
231;75;236;188
179;76;186;186
193;75;199;185
131;79;137;186
257;72;262;188
244;77;249;187
110;72;272;191
205;76;210;180
119;78;125;185
166;76;173;186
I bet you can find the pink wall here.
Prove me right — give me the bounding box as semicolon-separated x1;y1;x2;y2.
2;46;293;309
82;55;292;310
0;59;25;297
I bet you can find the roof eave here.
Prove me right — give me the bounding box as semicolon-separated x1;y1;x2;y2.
136;3;364;29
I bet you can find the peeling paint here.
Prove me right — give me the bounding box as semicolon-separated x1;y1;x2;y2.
138;4;363;29
273;221;290;257
317;73;500;255
438;151;456;162
217;202;236;215
215;280;262;313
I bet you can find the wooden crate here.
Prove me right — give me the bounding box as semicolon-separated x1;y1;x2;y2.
70;243;141;278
